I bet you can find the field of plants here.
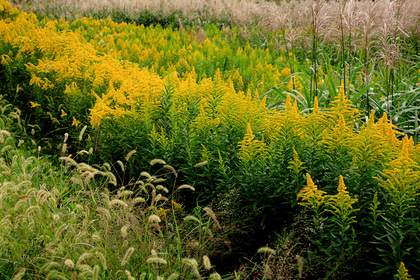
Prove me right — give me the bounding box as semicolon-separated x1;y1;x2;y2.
1;0;420;279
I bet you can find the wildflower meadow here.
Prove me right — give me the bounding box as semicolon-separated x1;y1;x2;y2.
0;0;419;279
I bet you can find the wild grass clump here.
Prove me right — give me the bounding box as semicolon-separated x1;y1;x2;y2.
0;95;235;279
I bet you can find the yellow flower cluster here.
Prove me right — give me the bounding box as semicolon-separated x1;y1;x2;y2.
395;262;414;280
298;174;359;225
238;123;268;164
375;136;420;217
325;175;359;222
297;173;326;211
45;14;286;94
0;0;18;18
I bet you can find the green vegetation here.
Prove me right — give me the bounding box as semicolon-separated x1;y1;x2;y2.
1;0;420;278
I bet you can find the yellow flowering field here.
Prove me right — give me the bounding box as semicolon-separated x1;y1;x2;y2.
1;0;420;278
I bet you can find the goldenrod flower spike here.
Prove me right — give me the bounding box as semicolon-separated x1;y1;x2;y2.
395;262;414;280
297;173;326;211
367;109;375;126
325;175;358;223
313;96;319;112
337;175;348;194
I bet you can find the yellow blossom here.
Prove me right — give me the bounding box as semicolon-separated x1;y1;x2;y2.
72;117;81;127
61;109;67;117
157;207;169;218
172;200;183;211
280;67;291;77
325;175;359;223
297;173;326;211
395;262;414;280
30;101;41;108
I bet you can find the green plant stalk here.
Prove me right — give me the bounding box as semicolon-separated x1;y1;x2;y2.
311;15;318;100
340;1;347;100
171;200;182;262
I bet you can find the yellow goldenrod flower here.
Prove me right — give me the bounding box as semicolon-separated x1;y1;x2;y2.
395;262;414;280
280;67;291;77
288;148;305;175
297;173;327;211
338;80;345;96
29;101;41;108
157;207;169;218
172;200;183;211
72;117;81;127
325;175;359;223
238;123;268;164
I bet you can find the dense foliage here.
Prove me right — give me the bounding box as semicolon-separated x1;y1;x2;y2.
0;0;419;279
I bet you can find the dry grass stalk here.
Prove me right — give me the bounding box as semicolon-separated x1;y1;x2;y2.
14;0;419;42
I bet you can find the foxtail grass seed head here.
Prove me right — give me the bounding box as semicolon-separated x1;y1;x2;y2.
209;272;222;280
146;257;168;265
203;255;212;270
76;264;92;272
178;184;195;191
148;214;161;223
125;150;136;161
182;258;198;267
132;197;146;205
184;215;201;224
64;259;75;269
109;199;128;208
296;254;304;278
0;130;11;144
96;207;111;220
167;273;180;280
116;160;125;172
61;143;67;154
93;265;100;280
12;268;26;280
95;251;107;270
63;133;68;143
117;190;133;198
153;178;166;183
150;158;166;166
41;261;61;273
77;253;93;266
203;207;221;229
140;171;152;179
156;185;169;193
164;164;177;177
79;125;87;141
121;224;130;238
121;247;135;267
257;246;276;255
107;172;118;186
182;258;200;278
92;234;101;242
59;157;79;167
151;249;157;257
103;162;111;171
263;263;272;278
125;270;135;280
194;160;208;167
203;227;214;239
